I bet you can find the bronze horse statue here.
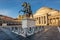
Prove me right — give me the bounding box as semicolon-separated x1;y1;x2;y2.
22;2;33;17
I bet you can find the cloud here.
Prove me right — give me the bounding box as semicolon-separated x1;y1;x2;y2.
0;9;12;17
0;9;18;18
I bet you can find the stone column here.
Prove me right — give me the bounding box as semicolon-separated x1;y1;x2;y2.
43;16;44;24
51;18;53;25
38;17;39;24
41;17;42;24
14;27;15;32
18;27;20;34
46;15;48;25
23;28;28;36
49;19;50;25
10;27;12;31
42;16;43;24
57;27;60;32
40;17;41;24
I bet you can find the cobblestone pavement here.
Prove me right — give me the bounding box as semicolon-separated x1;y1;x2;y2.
0;27;60;40
0;28;25;40
26;27;60;40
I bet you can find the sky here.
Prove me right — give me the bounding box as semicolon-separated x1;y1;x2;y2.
0;0;60;18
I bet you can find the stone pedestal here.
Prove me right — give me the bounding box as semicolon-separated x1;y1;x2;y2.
57;27;60;32
22;18;35;37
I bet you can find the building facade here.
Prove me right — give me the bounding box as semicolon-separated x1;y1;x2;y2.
33;7;60;27
0;15;21;26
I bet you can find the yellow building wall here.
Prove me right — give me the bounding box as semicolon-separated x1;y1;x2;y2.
33;7;60;27
18;15;22;22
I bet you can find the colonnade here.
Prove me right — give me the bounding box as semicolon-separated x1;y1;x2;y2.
48;17;59;26
36;15;48;26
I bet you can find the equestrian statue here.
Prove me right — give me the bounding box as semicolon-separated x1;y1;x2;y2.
20;2;33;18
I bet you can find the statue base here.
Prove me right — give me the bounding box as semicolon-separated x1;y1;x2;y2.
21;17;35;37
